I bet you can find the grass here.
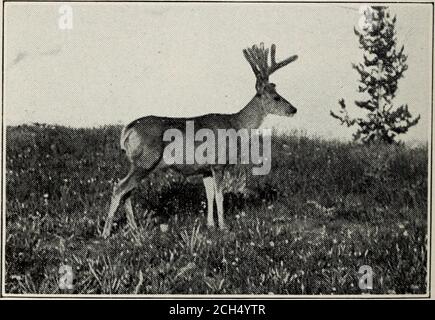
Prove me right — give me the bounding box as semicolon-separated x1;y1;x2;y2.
4;123;428;294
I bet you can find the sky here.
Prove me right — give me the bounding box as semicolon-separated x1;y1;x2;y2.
3;2;433;143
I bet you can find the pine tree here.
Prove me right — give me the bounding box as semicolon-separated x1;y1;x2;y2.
331;6;420;144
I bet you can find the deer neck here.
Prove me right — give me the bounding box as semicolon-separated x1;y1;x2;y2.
233;95;267;130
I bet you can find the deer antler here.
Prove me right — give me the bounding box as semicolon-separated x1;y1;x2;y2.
243;43;298;82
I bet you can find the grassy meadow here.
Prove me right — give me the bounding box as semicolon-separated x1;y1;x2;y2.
4;124;428;294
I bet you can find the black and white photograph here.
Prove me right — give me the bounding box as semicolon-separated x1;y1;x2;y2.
0;0;433;298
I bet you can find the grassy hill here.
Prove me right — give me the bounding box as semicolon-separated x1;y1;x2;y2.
4;124;428;294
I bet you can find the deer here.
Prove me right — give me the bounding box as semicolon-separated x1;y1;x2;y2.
101;43;298;238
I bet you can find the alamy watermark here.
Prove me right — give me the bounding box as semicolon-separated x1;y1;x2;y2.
358;265;373;290
163;121;272;175
58;5;73;30
358;5;375;31
58;264;74;290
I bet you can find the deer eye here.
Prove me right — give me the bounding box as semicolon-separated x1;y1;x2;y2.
274;96;281;101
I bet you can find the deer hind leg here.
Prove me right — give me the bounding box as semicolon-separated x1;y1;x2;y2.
102;168;139;238
124;195;138;231
203;176;216;228
212;169;226;230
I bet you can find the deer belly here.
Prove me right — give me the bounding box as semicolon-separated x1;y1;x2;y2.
168;163;215;176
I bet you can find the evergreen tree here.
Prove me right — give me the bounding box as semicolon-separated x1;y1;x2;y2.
331;6;420;144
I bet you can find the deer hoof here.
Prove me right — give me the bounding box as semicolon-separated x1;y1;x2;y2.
101;228;111;239
219;224;227;231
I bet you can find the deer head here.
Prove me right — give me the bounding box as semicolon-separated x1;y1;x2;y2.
243;43;298;117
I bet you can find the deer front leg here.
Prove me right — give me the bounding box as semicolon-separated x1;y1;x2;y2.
212;169;226;230
203;176;216;228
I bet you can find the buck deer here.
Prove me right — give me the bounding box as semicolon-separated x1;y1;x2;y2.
102;43;298;238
